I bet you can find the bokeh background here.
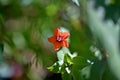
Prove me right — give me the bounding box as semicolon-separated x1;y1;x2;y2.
0;0;120;80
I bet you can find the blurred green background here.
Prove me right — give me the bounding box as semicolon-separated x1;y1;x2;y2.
0;0;120;80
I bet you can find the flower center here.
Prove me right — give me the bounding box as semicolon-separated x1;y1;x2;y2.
56;36;63;42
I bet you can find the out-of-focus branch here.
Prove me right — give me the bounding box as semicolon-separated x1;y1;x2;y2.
79;0;120;79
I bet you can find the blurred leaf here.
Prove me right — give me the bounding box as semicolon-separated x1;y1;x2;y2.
0;43;4;62
89;60;104;80
72;56;88;67
71;65;81;80
71;56;88;80
61;71;72;80
102;63;118;80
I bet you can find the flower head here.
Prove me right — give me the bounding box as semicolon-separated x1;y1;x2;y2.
48;28;70;51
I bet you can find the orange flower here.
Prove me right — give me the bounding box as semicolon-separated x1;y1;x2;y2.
48;28;70;51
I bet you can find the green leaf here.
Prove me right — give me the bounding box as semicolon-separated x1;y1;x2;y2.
71;56;88;80
71;67;81;80
62;71;72;80
72;56;88;67
89;60;105;80
64;53;72;65
47;62;60;73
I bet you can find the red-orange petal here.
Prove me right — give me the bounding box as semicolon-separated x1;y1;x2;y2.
54;28;61;36
53;42;62;51
62;32;70;39
62;40;69;48
48;36;56;43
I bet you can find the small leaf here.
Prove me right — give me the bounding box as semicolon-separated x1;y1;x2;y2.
64;53;72;65
47;62;60;73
